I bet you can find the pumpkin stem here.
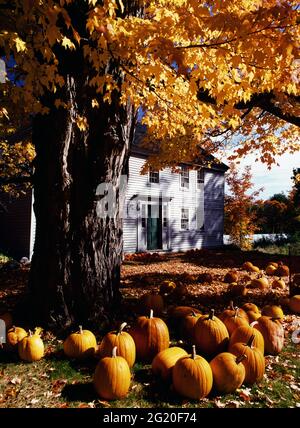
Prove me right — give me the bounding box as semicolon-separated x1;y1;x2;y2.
208;309;215;320
246;334;255;348
28;330;33;337
79;325;83;334
112;346;118;358
191;345;197;360
118;322;127;334
234;307;239;318
229;300;234;310
149;309;154;319
190;311;197;317
236;354;247;364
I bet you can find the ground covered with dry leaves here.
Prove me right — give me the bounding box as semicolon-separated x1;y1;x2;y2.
0;248;299;408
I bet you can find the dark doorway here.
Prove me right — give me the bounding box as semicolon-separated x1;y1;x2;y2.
147;204;162;250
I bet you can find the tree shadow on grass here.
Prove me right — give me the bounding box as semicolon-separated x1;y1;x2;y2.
61;381;96;403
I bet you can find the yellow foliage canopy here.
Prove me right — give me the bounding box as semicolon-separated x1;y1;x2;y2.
0;0;299;171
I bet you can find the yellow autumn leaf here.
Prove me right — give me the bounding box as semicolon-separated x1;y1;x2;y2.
76;115;88;131
14;37;26;52
91;99;99;108
61;36;75;50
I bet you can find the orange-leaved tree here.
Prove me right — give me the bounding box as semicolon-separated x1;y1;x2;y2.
0;0;300;328
225;163;262;250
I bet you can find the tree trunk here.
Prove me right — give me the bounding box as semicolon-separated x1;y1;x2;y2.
29;73;135;329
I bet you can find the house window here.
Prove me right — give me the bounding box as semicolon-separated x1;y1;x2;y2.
180;166;189;189
197;169;204;189
181;208;189;230
149;169;159;184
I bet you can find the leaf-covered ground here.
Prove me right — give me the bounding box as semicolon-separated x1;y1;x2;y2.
0;249;299;408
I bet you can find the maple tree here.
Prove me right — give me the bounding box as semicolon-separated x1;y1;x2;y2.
224;163;261;250
0;0;300;328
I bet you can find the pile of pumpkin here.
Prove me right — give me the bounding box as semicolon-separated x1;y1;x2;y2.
223;261;291;297
2;291;300;403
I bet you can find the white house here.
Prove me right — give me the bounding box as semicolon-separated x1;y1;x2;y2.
0;130;228;259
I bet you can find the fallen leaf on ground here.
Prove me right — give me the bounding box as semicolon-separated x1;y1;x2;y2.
9;376;22;385
239;388;251;401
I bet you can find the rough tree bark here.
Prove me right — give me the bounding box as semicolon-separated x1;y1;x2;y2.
30;67;134;328
28;0;141;329
29;72;135;329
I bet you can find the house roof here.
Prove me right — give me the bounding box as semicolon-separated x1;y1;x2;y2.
131;123;229;172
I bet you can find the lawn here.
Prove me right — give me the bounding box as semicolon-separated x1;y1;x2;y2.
0;249;299;408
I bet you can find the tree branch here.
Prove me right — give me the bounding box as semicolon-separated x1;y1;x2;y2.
197;89;300;128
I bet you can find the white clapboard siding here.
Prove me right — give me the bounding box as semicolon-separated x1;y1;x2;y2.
123;153;226;252
24;153;226;258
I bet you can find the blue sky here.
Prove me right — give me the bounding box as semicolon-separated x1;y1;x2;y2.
222;150;300;200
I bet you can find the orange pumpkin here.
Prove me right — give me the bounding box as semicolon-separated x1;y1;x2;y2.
242;303;260;314
251;276;269;290
168;305;201;319
275;262;289;277
247;310;261;323
272;278;286;290
224;271;239;284
261;305;284;321
265;264;277;276
6;326;27;351
253;316;284;355
227;283;248;297
243;262;260;273
221;308;249;336
289;295;300;314
194;309;229;356
130;310;170;362
140;293;164;316
152;346;188;381
220;301;249;322
98;322;136;368
172;345;213;400
210;353;246;394
63;326;97;359
181;311;202;342
229;325;264;355
159;280;177;295
18;328;44;362
229;335;265;385
94;346;131;400
243;261;254;271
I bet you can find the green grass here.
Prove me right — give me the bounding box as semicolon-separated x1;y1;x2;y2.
255;243;300;256
1;338;298;408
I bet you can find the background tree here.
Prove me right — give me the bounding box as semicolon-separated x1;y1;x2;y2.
291;168;300;208
1;0;300;328
225;164;262;249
